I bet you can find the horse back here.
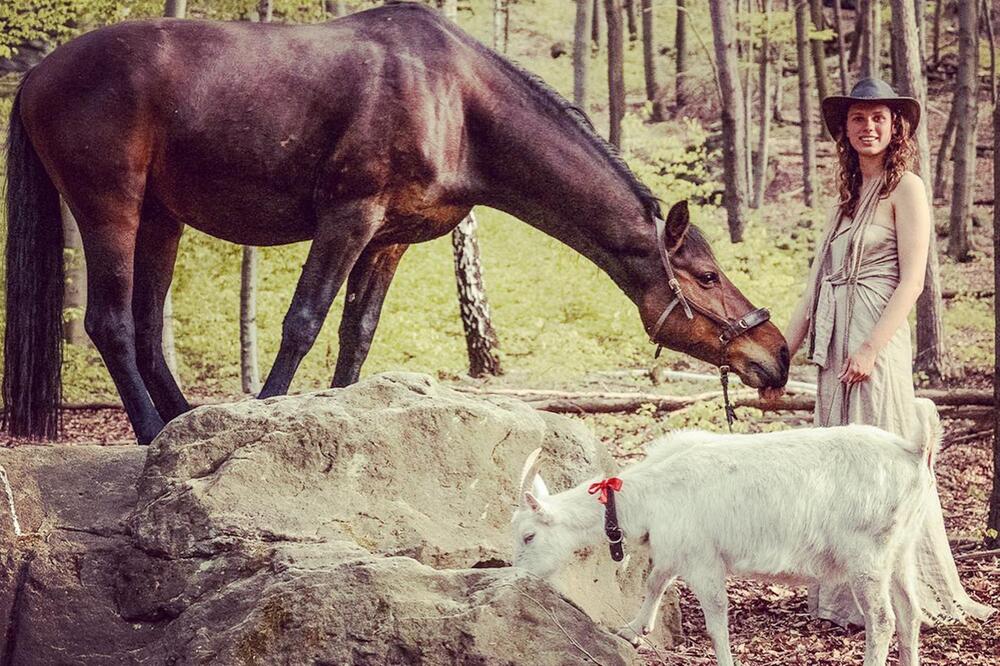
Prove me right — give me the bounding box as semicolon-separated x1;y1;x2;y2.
17;3;499;245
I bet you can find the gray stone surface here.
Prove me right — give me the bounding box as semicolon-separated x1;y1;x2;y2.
1;373;678;664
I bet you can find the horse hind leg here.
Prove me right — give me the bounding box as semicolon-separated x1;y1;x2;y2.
331;242;409;387
72;201;165;444
132;201;190;422
258;200;383;398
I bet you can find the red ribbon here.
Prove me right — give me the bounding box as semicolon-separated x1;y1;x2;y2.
588;477;623;505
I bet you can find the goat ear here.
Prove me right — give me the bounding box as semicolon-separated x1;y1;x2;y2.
523;491;545;514
663;200;690;251
531;474;550;499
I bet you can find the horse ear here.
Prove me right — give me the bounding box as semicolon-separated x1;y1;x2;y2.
664;200;690;250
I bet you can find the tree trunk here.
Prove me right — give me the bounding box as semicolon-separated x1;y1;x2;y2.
573;0;592;108
916;0;926;70
160;0;184;386
162;288;180;389
773;42;786;123
624;0;638;43
860;0;881;78
493;0;508;53
933;100;958;200
809;0;832;140
982;0;996;104
742;2;755;191
752;0;773;209
675;0;688;109
60;200;88;345
164;0;186;17
709;0;750;241
641;0;662;120
849;0;865;66
989;90;1000;547
325;0;347;17
240;246;261;394
795;1;817;207
833;0;849;94
606;0;626;147
892;0;946;382
947;0;978;262
257;0;273;22
592;0;603;51
452;213;501;377
931;0;943;68
442;0;501;378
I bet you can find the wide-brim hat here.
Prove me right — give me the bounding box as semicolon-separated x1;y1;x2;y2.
821;78;921;138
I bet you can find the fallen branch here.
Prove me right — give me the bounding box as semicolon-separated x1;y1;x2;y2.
941;429;994;451
954;548;1000;562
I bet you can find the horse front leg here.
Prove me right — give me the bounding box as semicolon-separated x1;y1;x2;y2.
133;203;190;422
331;243;409;387
258;201;382;398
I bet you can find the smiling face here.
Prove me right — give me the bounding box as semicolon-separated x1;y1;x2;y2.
845;102;894;158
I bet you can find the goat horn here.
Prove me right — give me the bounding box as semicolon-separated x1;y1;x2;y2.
519;448;544;499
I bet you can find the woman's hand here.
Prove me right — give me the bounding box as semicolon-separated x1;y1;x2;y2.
839;342;876;384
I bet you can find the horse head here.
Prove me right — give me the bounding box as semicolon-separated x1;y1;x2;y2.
642;201;790;389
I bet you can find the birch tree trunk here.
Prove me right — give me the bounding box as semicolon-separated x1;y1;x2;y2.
947;0;978;262
796;1;817;207
240;247;260;394
990;89;1000;547
709;0;750;241
493;0;508;54
891;0;945;381
606;0;626;148
752;0;773;209
675;0;688;109
162;0;184;386
833;0;849;93
443;0;502;377
809;0;832;140
60;200;88;345
573;0;592;108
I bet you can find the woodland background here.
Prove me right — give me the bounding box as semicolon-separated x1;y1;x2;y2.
1;0;998;664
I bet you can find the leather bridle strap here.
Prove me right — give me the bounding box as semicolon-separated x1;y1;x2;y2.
649;216;772;430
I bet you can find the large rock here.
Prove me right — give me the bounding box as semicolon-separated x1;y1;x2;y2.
1;373;679;664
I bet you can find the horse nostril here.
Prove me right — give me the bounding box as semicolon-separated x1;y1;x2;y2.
779;344;790;369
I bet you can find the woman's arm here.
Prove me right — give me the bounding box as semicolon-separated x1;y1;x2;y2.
839;172;930;384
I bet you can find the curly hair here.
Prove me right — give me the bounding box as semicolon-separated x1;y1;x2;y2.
835;110;916;218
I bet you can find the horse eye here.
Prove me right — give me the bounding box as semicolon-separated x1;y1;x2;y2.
523;533;535;544
698;271;719;285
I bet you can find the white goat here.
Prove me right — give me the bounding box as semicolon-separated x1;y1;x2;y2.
512;398;941;666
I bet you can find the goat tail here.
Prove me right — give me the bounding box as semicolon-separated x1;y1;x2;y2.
911;397;942;471
2;84;64;440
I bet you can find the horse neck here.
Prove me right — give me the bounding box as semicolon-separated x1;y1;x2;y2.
473;107;658;304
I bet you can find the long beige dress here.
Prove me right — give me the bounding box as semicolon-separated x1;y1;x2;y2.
806;178;995;627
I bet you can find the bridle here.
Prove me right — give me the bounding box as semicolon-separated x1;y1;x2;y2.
648;216;772;430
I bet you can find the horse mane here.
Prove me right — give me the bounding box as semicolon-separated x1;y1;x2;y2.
468;39;663;224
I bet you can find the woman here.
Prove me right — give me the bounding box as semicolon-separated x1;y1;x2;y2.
766;78;995;626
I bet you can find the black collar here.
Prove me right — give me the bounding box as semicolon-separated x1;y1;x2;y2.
603;488;624;562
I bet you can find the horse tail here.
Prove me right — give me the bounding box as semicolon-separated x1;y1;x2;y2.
910;397;942;471
3;84;64;440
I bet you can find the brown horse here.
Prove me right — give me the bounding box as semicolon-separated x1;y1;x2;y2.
3;2;788;445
